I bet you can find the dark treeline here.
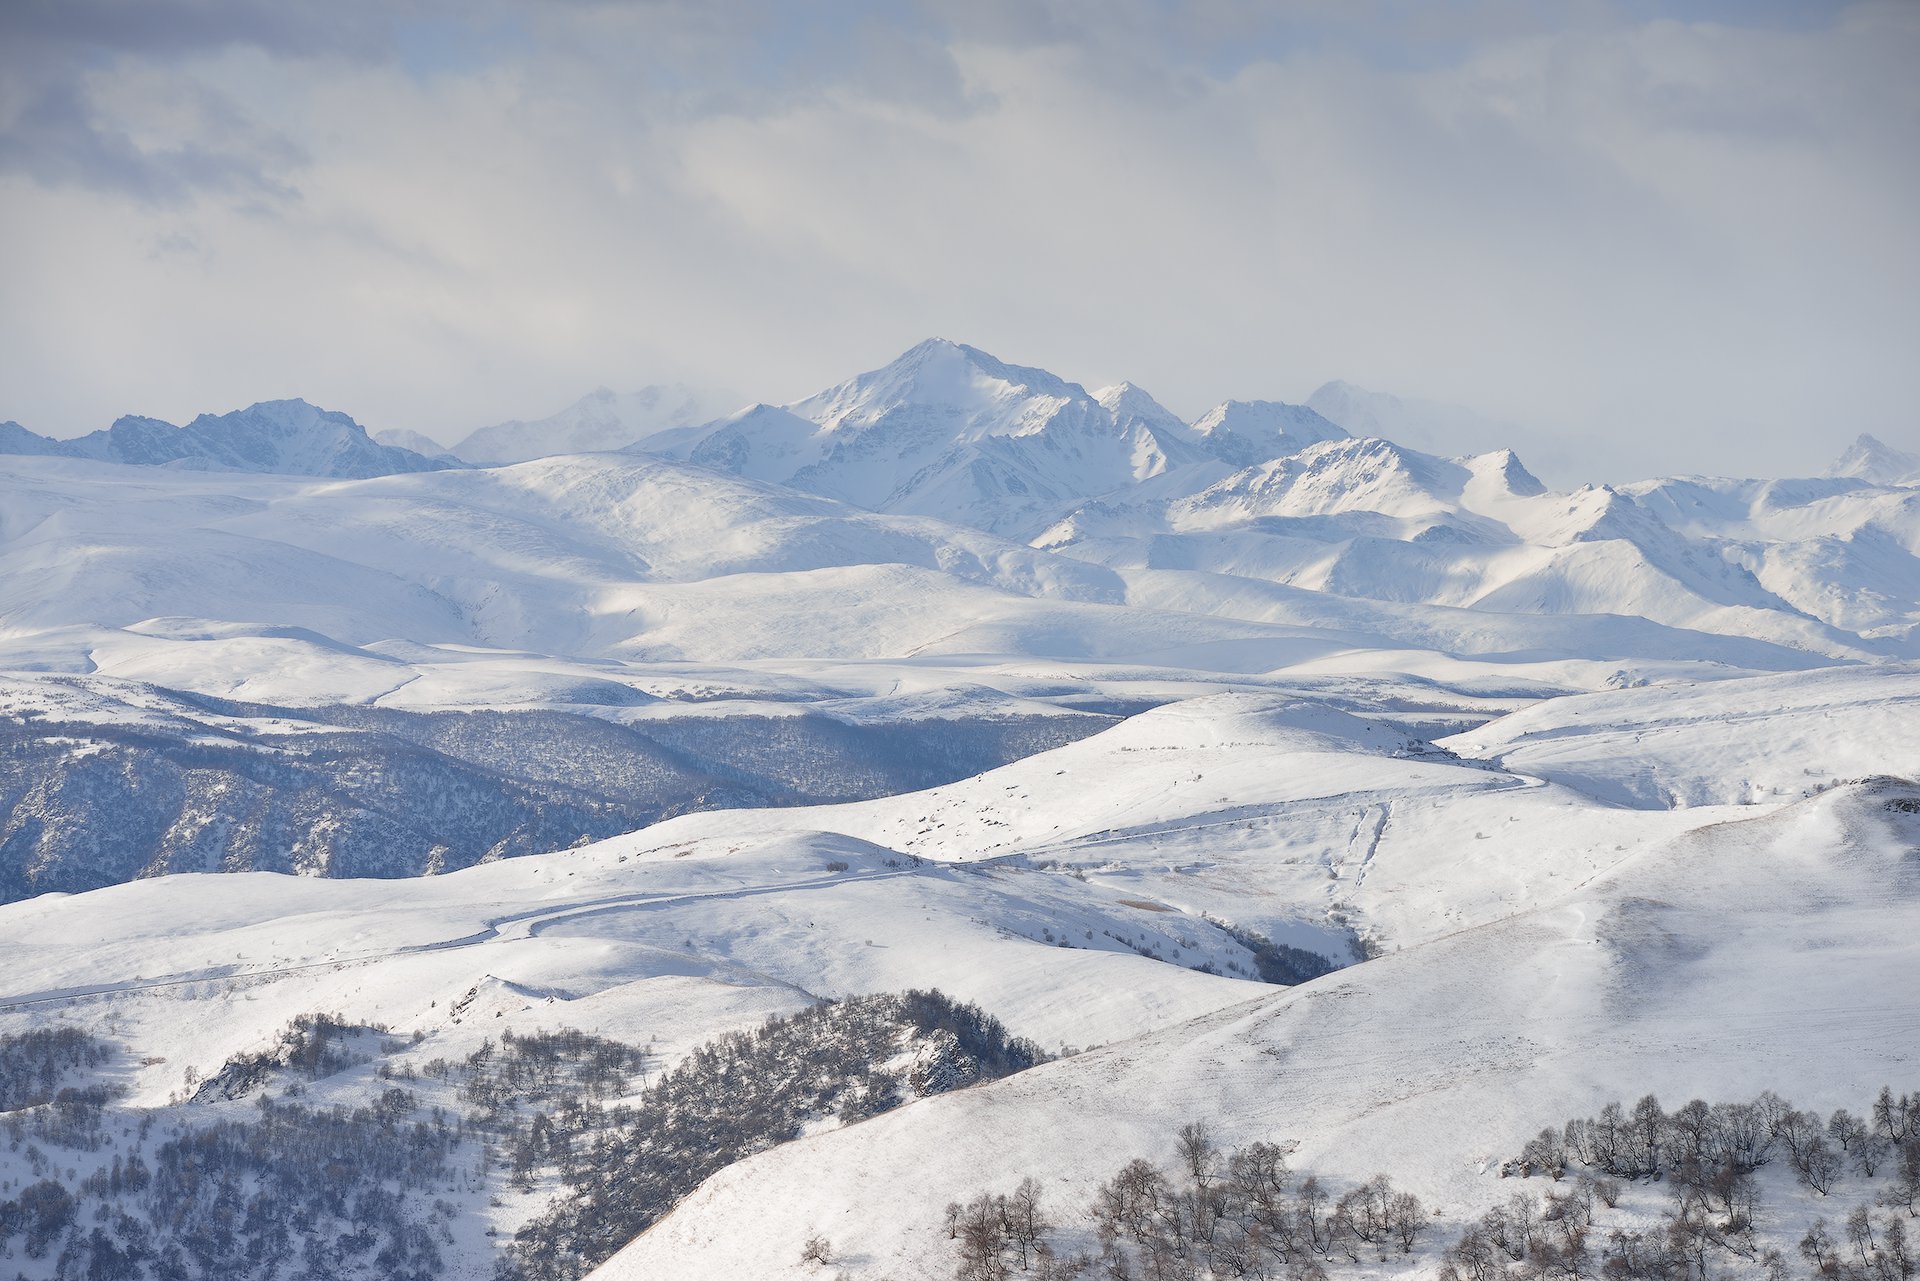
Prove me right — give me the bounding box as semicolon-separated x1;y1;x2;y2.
449;1025;650;1127
0;1014;481;1280
2;992;1050;1280
504;989;1047;1281
945;1090;1920;1281
0;698;1107;901
1206;920;1339;987
1444;1087;1920;1281
942;1119;1428;1280
0;1028;112;1113
0;1088;470;1280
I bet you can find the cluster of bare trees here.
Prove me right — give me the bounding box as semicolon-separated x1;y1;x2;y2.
1441;1179;1619;1281
948;1178;1060;1279
1453;1087;1920;1281
185;1012;394;1103
0;1085;468;1279
1205;920;1338;986
0;1028;112;1112
1800;1205;1914;1281
505;989;1047;1281
3;990;1048;1281
943;1121;1427;1280
1515;1089;1920;1199
450;1026;648;1127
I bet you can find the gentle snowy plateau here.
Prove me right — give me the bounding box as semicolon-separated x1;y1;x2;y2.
0;339;1915;1281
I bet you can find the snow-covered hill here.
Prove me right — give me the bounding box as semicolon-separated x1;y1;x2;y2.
7;444;1834;677
4;669;1913;1280
598;775;1920;1279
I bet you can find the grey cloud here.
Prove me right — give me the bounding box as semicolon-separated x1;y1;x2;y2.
0;0;422;63
0;77;304;205
0;0;433;203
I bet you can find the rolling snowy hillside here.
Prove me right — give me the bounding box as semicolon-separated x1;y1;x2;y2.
599;776;1920;1280
3;669;1914;1280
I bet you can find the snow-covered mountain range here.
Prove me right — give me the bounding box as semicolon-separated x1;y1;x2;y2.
0;399;454;478
1;339;1917;1281
5;339;1915;667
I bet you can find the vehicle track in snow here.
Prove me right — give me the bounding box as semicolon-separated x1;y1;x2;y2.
0;867;912;1012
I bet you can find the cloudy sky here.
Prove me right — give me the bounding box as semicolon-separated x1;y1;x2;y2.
1;0;1914;482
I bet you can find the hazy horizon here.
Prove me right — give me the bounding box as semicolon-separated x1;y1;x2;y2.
2;0;1915;484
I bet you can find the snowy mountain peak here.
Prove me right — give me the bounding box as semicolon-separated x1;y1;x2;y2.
1306;379;1526;463
0;419;66;457
374;427;459;461
1094;382;1190;438
680;403;827;484
163;399;453;477
1468;447;1547;498
787;338;1089;438
178;397;341;438
1190;399;1349;467
1827;432;1920;487
617;341;1203;538
451;384;723;465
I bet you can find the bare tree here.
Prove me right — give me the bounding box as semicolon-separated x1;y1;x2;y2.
1875;1089;1911;1145
1389;1189;1427;1253
1801;1216;1839;1277
1883;1214;1913;1281
1523;1126;1568;1179
1005;1177;1048;1272
1886;1136;1920;1217
1800;1135;1843;1195
958;1194;1011;1281
1177;1120;1220;1244
1848;1205;1881;1267
1629;1094;1665;1176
